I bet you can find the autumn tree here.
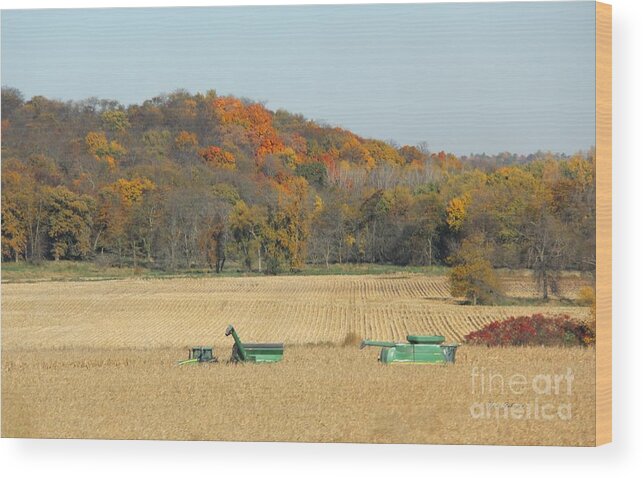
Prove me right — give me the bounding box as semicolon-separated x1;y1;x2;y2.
95;186;127;265
339;135;375;169
198;215;228;273
229;200;267;271
398;145;427;164
449;233;502;305
295;162;327;187
1;86;24;118
432;150;462;175
1;166;28;261
263;176;311;273
1;162;49;262
446;194;470;232
174;130;199;163
43;186;94;261
481;167;570;299
406;190;443;265
364;139;404;166
213;96;284;164
95;178;157;266
86;131;126;169
356;189;411;263
101;110;130;133
198;145;236;170
548;153;596;270
1;198;27;261
141;129;171;161
524;213;569;300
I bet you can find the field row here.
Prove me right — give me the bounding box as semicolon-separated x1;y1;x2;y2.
3;271;590;300
2;275;591;350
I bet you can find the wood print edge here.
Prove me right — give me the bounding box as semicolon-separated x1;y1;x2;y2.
595;0;612;446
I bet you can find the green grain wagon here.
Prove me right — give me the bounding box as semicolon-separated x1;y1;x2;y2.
225;325;284;363
360;335;458;364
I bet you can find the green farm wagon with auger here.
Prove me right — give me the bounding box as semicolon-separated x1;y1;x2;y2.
225;324;284;363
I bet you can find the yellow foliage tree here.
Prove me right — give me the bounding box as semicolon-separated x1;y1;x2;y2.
85;131;126;169
1;198;27;261
110;177;156;207
264;176;311;273
339;135;375;170
446;194;470;231
229;200;267;271
364;139;404;166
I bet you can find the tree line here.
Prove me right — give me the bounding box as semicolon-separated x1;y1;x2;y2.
1;87;595;298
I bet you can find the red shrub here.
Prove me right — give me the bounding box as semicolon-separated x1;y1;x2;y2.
464;314;595;347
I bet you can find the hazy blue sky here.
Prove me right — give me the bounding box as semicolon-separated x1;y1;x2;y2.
1;2;595;155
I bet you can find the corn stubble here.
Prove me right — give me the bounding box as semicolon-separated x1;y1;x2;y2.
1;274;595;445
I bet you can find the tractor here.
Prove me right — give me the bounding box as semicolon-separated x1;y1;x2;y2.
177;346;217;365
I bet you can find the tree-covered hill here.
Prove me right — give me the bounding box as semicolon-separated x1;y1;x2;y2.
1;87;595;296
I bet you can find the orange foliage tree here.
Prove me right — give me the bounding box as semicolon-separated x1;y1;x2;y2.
213;96;284;163
198;145;236;170
174;130;198;152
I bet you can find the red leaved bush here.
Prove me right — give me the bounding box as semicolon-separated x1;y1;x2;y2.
464;314;595;347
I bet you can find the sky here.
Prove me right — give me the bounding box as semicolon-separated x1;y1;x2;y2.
1;2;595;155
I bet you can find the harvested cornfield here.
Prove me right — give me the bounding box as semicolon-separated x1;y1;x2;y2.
499;270;592;299
1;345;595;445
1;273;595;444
1;273;591;350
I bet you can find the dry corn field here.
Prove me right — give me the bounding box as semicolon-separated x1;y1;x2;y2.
1;273;596;445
